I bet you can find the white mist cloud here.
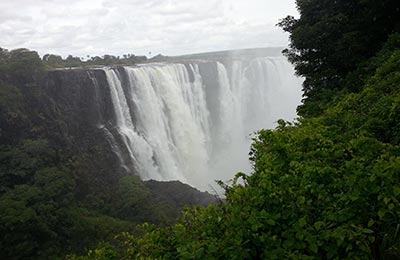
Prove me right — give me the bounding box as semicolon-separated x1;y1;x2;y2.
0;0;298;57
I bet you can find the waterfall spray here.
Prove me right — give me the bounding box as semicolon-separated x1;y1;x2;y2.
102;55;302;190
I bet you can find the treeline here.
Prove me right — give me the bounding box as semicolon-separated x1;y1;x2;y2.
0;47;149;71
68;0;400;259
42;53;148;68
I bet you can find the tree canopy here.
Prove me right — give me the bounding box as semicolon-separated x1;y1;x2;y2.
278;0;400;117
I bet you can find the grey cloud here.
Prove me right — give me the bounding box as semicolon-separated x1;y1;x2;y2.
102;0;161;8
0;0;298;57
0;12;32;23
41;6;109;18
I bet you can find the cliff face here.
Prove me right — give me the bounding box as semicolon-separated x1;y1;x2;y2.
39;70;108;145
35;69;128;192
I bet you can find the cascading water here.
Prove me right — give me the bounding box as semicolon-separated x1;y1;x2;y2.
102;55;302;191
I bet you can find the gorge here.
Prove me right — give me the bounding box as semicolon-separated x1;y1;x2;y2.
2;1;399;258
45;48;302;191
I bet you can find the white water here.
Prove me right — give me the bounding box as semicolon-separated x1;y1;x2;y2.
103;56;302;191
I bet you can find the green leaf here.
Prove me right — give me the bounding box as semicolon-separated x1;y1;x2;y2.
394;186;400;196
367;219;374;227
314;221;324;230
299;217;307;227
361;228;374;234
309;243;318;253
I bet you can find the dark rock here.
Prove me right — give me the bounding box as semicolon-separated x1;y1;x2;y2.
145;180;217;208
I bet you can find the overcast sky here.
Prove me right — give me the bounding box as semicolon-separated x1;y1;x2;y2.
0;0;298;58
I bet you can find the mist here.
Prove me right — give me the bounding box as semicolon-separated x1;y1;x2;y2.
100;48;303;191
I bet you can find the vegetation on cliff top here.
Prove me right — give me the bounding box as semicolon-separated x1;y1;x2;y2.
42;53;148;68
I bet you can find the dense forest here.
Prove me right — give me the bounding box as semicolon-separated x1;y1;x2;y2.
1;0;400;259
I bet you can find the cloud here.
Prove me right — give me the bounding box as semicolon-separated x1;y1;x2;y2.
0;0;298;57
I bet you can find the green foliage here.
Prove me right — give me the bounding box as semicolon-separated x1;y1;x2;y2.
278;0;400;117
0;83;26;143
0;48;46;145
0;48;45;84
0;139;57;190
323;48;400;145
112;176;151;218
0;82;23;112
2;45;149;71
0;139;151;259
42;53;148;69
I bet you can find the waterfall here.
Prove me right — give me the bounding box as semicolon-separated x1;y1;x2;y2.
102;56;302;190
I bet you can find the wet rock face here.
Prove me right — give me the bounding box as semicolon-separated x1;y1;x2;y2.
145;180;217;208
41;69;112;146
37;69;127;191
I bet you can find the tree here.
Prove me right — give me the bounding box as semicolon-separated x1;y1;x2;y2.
43;54;64;68
65;55;82;67
0;48;44;84
278;0;400;117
